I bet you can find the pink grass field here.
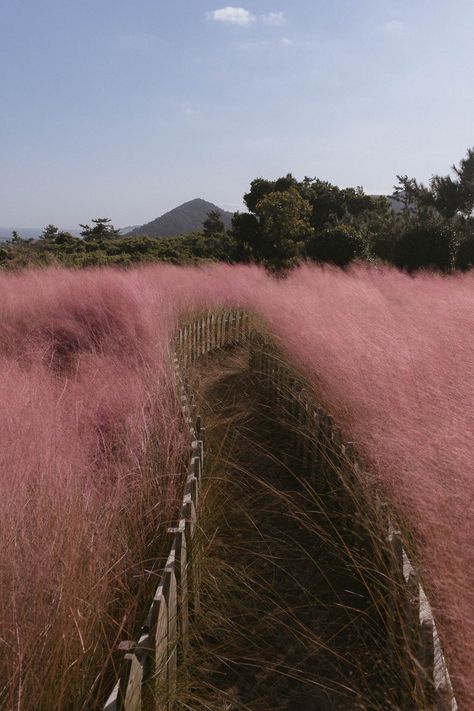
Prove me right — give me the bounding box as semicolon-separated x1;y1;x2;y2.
0;263;473;708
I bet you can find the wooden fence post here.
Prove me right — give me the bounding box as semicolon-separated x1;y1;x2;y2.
103;653;143;711
419;587;435;704
183;494;199;619
154;591;169;710
119;654;143;711
209;313;215;351
162;562;177;709
168;524;189;661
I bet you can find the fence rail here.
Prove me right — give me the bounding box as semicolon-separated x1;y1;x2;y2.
101;310;457;711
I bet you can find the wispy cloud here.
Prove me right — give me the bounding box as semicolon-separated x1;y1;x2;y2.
207;7;256;26
261;11;286;27
207;7;286;28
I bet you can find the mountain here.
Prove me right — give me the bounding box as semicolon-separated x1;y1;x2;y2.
387;195;406;214
125;199;234;238
119;225;140;235
371;195;409;214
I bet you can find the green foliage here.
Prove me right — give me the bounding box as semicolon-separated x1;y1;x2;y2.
237;174;388;271
3;146;474;273
305;224;365;267
231;212;264;262
80;218;120;242
255;187;313;270
202;210;226;237
454;219;474;271
454;147;474;217
40;224;60;241
243;178;278;213
393;217;456;272
395;148;474;219
0;218;236;271
11;230;26;245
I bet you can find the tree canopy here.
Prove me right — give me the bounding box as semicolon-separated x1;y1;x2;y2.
2;146;474;274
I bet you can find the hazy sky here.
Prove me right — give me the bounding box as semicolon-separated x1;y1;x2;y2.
1;0;473;228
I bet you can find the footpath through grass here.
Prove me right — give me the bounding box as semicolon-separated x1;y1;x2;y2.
176;345;401;711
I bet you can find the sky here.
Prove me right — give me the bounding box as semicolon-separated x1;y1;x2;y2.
0;0;473;228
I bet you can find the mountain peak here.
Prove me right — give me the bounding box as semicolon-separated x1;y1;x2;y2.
126;199;233;238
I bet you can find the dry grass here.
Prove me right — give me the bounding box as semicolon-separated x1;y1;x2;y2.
174;345;434;710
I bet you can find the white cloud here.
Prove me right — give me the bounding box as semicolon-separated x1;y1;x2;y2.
261;11;285;27
280;37;293;46
207;7;256;26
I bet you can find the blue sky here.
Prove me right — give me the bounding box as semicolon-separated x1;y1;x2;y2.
1;0;473;228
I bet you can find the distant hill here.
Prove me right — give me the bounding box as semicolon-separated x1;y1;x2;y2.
119;225;140;235
371;195;408;214
387;195;406;214
125;199;234;238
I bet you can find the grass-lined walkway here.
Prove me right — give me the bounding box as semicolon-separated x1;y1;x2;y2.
177;346;398;711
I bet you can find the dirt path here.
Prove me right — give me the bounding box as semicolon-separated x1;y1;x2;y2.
180;346;399;711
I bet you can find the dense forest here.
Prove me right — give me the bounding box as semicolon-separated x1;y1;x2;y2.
2;147;473;273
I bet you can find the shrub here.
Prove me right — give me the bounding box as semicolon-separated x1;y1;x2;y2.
305;224;365;266
393;218;456;272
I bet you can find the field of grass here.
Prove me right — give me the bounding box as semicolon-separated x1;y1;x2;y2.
0;263;472;708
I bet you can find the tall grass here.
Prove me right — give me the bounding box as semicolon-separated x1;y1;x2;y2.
246;264;474;708
0;263;472;707
0;269;186;709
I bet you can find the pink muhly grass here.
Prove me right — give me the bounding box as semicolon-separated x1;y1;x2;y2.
246;265;474;706
194;262;472;706
141;262;474;705
0;268;186;709
1;262;473;708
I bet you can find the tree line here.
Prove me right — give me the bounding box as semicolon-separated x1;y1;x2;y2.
2;147;473;273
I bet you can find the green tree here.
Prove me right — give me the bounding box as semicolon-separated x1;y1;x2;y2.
80;218;120;243
393;217;456;272
40;224;60;241
243;177;278;213
454;219;474;270
454;147;474;217
306;224;365;267
395;148;474;220
231;212;263;262
10;230;25;245
255;187;314;270
300;179;348;229
202;210;225;237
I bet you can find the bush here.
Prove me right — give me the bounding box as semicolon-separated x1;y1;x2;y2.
454;221;474;271
305;224;365;266
393;219;456;272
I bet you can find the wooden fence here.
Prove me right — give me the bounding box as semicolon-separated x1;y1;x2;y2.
102;310;457;711
249;331;458;711
103;311;250;711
